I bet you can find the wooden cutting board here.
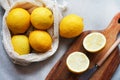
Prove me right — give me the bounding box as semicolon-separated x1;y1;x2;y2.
46;13;120;80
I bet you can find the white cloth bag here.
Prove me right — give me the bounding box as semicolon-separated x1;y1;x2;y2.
0;0;64;66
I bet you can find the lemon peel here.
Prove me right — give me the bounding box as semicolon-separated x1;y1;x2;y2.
31;7;54;30
29;30;52;53
11;35;30;55
6;8;30;34
60;14;84;38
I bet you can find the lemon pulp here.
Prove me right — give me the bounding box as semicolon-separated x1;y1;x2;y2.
66;52;90;73
83;32;106;53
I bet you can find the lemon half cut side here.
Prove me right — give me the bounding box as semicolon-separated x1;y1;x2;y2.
83;32;106;53
66;52;90;73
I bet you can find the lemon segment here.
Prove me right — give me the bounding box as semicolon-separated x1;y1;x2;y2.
83;32;106;53
60;14;84;38
11;35;30;55
29;30;52;53
31;7;54;30
6;8;30;34
66;52;90;73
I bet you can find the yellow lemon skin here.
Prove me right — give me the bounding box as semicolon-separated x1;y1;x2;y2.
6;8;30;34
60;14;84;38
11;35;30;55
31;7;54;30
29;30;52;53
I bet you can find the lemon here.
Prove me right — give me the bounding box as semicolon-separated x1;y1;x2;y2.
31;7;54;30
66;52;90;73
29;30;52;53
60;14;84;38
11;35;30;55
6;8;30;34
83;32;106;53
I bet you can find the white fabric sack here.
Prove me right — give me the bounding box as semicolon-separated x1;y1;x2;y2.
0;0;65;66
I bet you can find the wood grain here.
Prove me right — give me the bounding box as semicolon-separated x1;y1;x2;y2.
46;13;120;80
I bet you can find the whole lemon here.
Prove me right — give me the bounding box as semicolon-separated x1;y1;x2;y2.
6;8;30;34
11;35;30;55
60;14;84;38
29;30;52;53
31;7;54;30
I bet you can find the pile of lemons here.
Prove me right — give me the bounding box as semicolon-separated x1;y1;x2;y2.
6;7;53;55
6;7;84;55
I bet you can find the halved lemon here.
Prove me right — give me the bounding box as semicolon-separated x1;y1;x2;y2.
83;32;106;53
66;52;90;73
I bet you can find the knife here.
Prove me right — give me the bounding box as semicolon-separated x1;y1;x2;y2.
79;38;120;80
